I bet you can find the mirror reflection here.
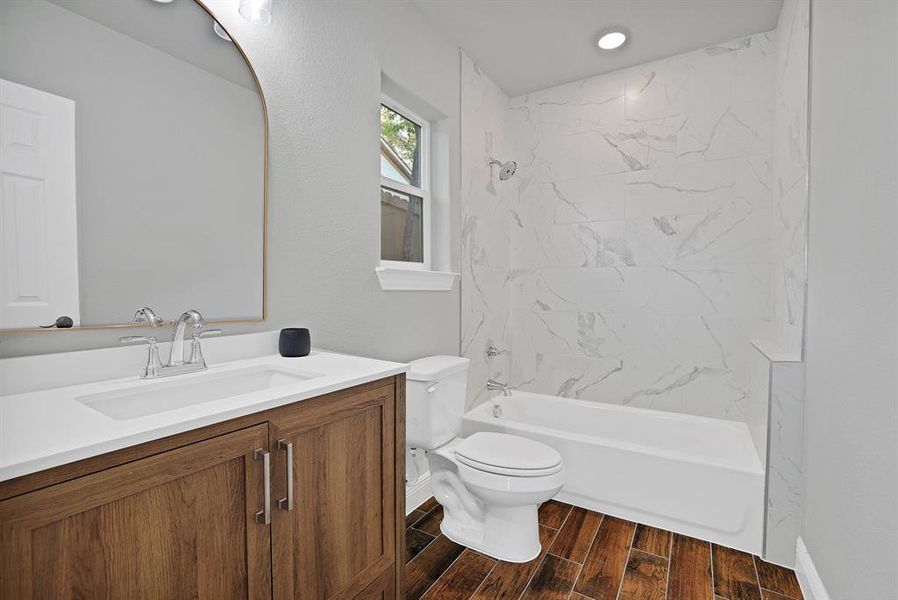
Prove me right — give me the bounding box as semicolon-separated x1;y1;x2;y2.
0;0;265;330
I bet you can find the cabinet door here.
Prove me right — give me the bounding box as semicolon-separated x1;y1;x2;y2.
0;425;271;600
355;567;396;600
270;383;396;600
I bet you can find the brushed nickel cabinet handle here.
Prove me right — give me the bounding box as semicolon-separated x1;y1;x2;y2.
277;439;294;511
254;448;271;525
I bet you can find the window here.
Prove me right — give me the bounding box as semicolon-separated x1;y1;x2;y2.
380;97;429;268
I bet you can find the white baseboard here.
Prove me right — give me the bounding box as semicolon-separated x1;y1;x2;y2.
795;536;831;600
405;472;432;514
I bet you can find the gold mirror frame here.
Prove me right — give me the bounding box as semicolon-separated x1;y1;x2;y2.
1;0;268;335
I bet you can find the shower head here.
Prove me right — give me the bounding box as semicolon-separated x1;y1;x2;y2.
489;158;517;181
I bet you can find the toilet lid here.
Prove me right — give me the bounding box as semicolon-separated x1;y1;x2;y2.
455;432;562;476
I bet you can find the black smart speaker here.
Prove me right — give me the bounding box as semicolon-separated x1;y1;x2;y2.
279;328;311;357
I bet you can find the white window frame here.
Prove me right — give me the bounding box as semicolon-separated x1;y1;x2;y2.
380;94;431;271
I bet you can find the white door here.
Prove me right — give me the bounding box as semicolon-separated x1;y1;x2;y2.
0;78;79;329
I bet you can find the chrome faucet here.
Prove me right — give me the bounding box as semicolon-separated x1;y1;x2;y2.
169;309;206;365
133;306;164;327
121;308;221;378
486;378;512;397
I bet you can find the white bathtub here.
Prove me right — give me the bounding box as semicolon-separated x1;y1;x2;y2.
462;391;764;554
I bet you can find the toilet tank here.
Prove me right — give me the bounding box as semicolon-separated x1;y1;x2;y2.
406;356;470;450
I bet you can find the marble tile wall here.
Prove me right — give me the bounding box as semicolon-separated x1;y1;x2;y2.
501;33;777;420
765;361;805;566
770;0;810;353
460;53;513;409
758;0;810;566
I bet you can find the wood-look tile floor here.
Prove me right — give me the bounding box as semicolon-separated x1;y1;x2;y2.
405;498;804;600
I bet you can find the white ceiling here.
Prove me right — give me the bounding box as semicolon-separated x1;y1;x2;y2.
412;0;784;96
47;0;257;90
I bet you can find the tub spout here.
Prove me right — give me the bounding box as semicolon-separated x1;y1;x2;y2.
486;379;512;397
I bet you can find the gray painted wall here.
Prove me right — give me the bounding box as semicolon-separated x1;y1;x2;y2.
0;0;461;361
803;0;898;597
0;0;264;326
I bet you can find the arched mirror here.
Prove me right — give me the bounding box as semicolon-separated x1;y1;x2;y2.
0;0;266;332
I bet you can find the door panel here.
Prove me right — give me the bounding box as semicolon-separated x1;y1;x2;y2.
0;425;271;599
355;567;396;600
270;383;396;600
0;78;78;328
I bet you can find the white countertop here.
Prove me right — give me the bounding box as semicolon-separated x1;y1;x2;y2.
0;350;407;482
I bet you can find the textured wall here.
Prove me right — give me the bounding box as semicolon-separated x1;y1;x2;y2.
803;0;898;596
0;0;462;362
502;33;776;420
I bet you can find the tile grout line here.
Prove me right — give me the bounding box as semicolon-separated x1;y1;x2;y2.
663;531;673;600
555;555;583;600
513;526;562;600
751;554;766;600
516;504;573;600
759;586;802;600
409;526;437;538
416;542;472;600
409;504;441;530
614;522;638;600
544;503;574;561
628;545;669;561
543;504;578;600
467;558;498;600
565;557;587;600
569;512;605;599
406;527;438;564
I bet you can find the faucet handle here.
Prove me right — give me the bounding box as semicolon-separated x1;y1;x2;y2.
120;336;163;378
195;328;222;339
187;329;222;366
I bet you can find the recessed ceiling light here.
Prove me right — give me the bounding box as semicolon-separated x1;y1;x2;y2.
597;29;628;51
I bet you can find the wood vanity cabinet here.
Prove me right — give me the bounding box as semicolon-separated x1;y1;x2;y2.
0;376;406;600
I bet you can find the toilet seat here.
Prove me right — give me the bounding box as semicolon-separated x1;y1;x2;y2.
455;432;563;477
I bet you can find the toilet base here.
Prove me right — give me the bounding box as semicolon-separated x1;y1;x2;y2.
439;504;542;563
425;437;565;563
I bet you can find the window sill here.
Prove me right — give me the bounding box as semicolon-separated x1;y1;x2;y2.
375;266;458;291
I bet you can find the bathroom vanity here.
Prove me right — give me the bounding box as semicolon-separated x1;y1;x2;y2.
0;347;407;600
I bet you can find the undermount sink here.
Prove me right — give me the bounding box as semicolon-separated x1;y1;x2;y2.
77;366;320;420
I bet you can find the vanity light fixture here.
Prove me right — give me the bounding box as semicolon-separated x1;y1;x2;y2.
239;0;272;25
596;28;628;51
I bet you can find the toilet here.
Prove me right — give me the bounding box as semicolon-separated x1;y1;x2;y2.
407;356;566;563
